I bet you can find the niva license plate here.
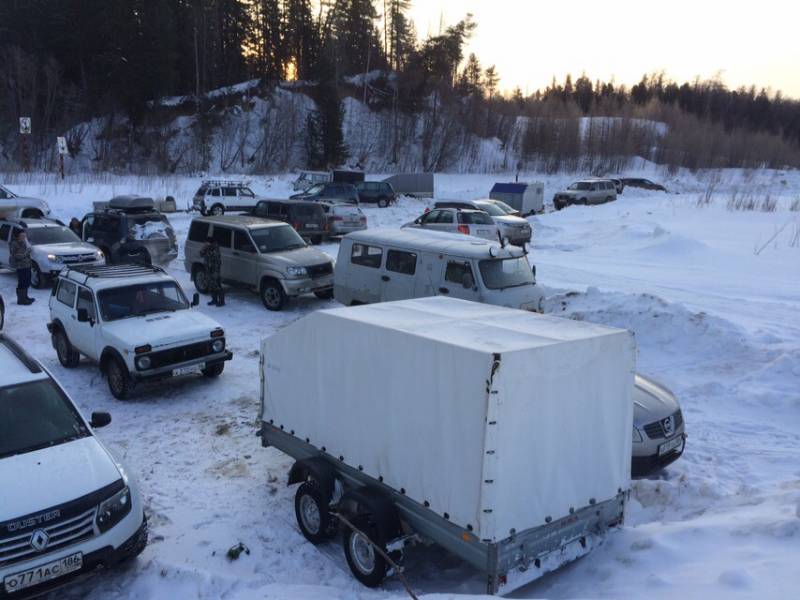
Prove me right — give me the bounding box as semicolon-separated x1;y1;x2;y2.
173;363;204;377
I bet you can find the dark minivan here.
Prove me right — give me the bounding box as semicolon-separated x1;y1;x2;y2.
249;199;328;244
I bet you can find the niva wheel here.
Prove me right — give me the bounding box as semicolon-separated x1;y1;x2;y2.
107;357;133;400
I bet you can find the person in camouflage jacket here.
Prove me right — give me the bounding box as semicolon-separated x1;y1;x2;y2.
9;228;35;305
201;236;224;306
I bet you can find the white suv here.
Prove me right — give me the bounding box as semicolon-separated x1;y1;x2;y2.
47;264;233;399
192;180;258;215
0;334;147;597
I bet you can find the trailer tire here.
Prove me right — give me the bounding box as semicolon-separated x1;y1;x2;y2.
294;481;337;544
342;516;388;588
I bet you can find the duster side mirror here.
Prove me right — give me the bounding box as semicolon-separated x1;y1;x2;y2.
531;264;537;283
192;293;200;307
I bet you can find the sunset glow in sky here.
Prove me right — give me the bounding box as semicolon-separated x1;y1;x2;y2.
408;0;800;97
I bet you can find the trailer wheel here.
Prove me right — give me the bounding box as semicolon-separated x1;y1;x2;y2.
342;516;388;588
294;482;337;544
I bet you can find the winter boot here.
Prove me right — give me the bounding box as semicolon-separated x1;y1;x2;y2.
25;289;35;303
16;288;33;306
207;292;218;306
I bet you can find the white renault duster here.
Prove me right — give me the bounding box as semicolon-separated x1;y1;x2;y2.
47;264;233;399
0;334;146;598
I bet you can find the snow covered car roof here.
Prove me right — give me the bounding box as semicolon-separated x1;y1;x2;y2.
348;227;523;259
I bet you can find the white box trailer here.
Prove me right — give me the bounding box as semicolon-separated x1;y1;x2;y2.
260;297;635;594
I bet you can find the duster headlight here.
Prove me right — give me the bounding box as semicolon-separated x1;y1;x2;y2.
96;486;132;533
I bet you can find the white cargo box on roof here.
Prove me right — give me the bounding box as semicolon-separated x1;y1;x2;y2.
262;296;635;542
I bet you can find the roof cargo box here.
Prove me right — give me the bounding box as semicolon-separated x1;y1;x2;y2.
108;195;156;212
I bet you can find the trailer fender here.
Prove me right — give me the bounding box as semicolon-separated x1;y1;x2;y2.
288;457;336;502
336;486;401;545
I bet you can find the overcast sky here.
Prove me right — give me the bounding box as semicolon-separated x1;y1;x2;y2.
407;0;800;97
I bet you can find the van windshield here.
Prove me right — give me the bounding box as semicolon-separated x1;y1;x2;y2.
250;225;306;252
98;281;189;320
479;257;534;290
568;182;591;191
0;380;90;459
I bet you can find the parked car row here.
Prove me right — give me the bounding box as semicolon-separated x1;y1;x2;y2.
0;177;683;598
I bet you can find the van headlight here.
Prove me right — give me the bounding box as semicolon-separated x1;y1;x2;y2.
96;486;132;532
286;266;307;277
47;254;61;263
135;356;152;370
211;339;225;353
633;426;643;443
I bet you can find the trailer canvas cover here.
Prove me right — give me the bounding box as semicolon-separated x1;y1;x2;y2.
262;297;635;542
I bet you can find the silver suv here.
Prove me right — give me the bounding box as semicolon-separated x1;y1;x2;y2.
184;216;334;311
553;179;617;210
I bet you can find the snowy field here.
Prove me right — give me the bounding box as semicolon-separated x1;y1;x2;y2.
2;168;799;599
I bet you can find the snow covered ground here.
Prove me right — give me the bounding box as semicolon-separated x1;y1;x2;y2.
2;168;799;599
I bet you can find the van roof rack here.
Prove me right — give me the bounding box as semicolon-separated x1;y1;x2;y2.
66;264;166;284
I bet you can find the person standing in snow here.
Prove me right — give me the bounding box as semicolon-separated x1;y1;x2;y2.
201;236;224;306
10;228;35;305
69;217;82;238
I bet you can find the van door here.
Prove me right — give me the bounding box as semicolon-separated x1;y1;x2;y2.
381;249;417;301
439;258;479;301
348;242;384;303
210;225;235;281
231;229;259;286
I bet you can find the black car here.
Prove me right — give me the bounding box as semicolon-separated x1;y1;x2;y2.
620;178;667;192
290;183;360;205
81;195;178;266
355;181;397;208
249;199;328;244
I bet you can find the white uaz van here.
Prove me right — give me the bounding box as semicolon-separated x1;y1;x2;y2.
0;335;147;597
334;228;545;311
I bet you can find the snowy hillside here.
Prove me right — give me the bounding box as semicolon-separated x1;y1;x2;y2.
1;168;799;599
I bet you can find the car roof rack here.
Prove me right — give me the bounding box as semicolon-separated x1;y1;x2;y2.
0;334;43;374
66;264;166;285
202;179;250;187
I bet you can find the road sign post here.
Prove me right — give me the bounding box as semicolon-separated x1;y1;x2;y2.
19;117;31;172
57;136;68;180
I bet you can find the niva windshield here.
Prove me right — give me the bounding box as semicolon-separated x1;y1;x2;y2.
479;257;535;290
0;380;90;459
250;225;306;252
98;281;189;321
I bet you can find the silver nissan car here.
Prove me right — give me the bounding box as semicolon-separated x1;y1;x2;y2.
632;375;686;477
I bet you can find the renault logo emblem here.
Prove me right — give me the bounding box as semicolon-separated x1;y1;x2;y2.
30;529;49;552
662;416;674;436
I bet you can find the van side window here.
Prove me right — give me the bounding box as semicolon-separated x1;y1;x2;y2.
234;230;256;253
351;243;383;268
57;280;77;307
211;226;232;247
445;261;473;285
386;250;416;275
210;188;221;197
188;220;210;242
222;187;237;197
77;287;96;321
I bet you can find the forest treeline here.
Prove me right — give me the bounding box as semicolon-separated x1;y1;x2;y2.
1;0;799;173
